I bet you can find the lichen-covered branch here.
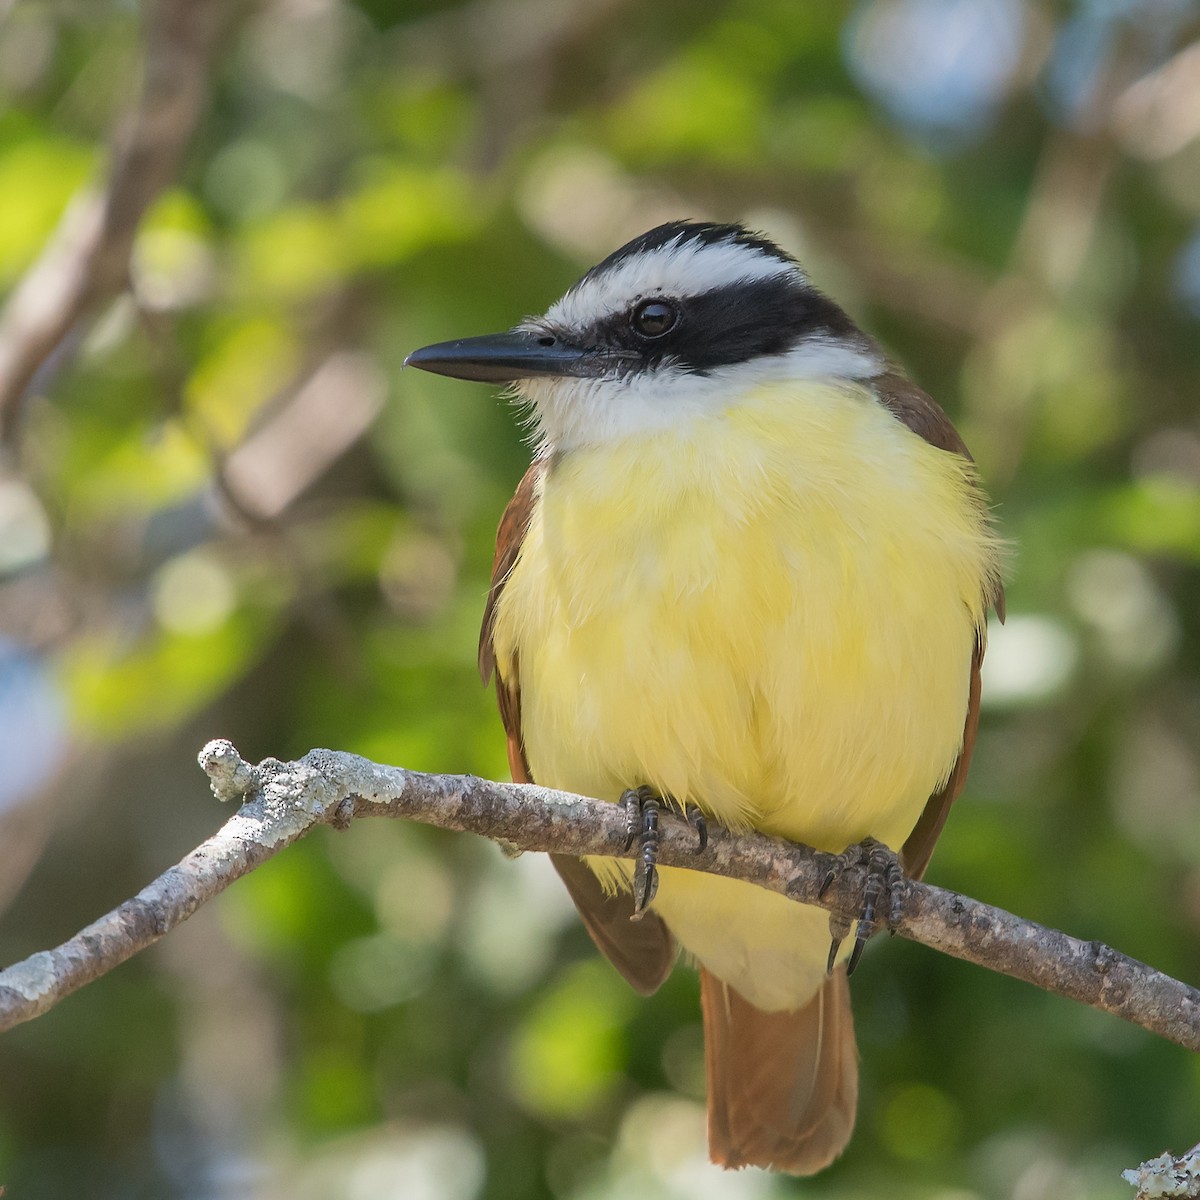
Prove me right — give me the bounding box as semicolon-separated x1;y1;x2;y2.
1123;1147;1200;1199
0;739;1197;1055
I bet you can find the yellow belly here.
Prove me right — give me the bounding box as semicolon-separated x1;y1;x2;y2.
493;380;998;1009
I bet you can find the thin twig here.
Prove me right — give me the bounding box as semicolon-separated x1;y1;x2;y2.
0;740;1196;1051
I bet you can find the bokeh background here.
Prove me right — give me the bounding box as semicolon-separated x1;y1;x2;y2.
1;0;1199;1196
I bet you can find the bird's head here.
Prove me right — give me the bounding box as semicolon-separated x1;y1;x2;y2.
405;221;883;451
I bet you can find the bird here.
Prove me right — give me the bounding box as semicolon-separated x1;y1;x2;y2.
405;220;1004;1174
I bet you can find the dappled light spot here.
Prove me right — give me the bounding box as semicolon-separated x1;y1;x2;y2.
153;550;236;636
980;615;1079;706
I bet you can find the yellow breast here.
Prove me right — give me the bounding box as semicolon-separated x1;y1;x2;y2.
492;379;999;1008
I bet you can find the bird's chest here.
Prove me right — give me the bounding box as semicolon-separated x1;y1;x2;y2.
491;393;990;848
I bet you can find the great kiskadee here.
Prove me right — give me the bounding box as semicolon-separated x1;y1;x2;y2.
406;221;1003;1174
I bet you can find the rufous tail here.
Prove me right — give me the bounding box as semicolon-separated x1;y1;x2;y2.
700;965;858;1175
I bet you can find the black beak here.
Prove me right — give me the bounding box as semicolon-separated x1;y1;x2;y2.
404;330;603;384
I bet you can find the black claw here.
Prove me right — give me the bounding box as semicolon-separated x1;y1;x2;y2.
632;859;658;917
819;837;906;975
685;803;708;852
846;930;869;976
826;936;840;976
825;911;852;975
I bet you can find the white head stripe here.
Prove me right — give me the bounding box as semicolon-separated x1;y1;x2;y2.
544;234;802;330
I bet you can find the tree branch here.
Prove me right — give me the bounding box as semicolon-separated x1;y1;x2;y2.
0;0;229;445
0;740;1196;1052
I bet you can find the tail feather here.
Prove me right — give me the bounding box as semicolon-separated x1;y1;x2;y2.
700;966;858;1175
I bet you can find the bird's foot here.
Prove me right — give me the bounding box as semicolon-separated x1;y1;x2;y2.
621;786;661;917
620;788;709;918
819;837;905;976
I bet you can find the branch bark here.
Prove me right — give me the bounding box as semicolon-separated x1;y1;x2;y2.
0;740;1196;1051
0;0;229;444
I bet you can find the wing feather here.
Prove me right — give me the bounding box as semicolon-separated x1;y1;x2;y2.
872;370;1003;877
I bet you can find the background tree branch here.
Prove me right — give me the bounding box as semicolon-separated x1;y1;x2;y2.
0;0;230;445
1;739;1196;1053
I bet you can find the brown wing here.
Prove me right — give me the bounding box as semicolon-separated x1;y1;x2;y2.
479;459;545;690
873;368;973;458
480;459;677;993
872;370;1005;880
478;459;544;785
901;634;984;879
550;852;676;996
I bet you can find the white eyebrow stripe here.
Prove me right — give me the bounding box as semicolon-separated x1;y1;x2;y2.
545;237;803;329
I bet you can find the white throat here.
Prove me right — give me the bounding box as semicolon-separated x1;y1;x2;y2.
517;339;885;452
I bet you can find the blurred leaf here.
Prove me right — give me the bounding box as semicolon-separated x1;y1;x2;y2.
508;960;638;1119
60;605;278;736
234;205;347;303
1104;477;1200;560
339;161;481;269
606;46;766;166
0;134;95;283
184;316;298;445
68;416;209;514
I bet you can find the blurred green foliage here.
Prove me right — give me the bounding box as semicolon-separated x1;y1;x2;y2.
1;1;1199;1198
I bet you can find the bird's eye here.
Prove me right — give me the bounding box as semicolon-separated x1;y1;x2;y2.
631;299;678;339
